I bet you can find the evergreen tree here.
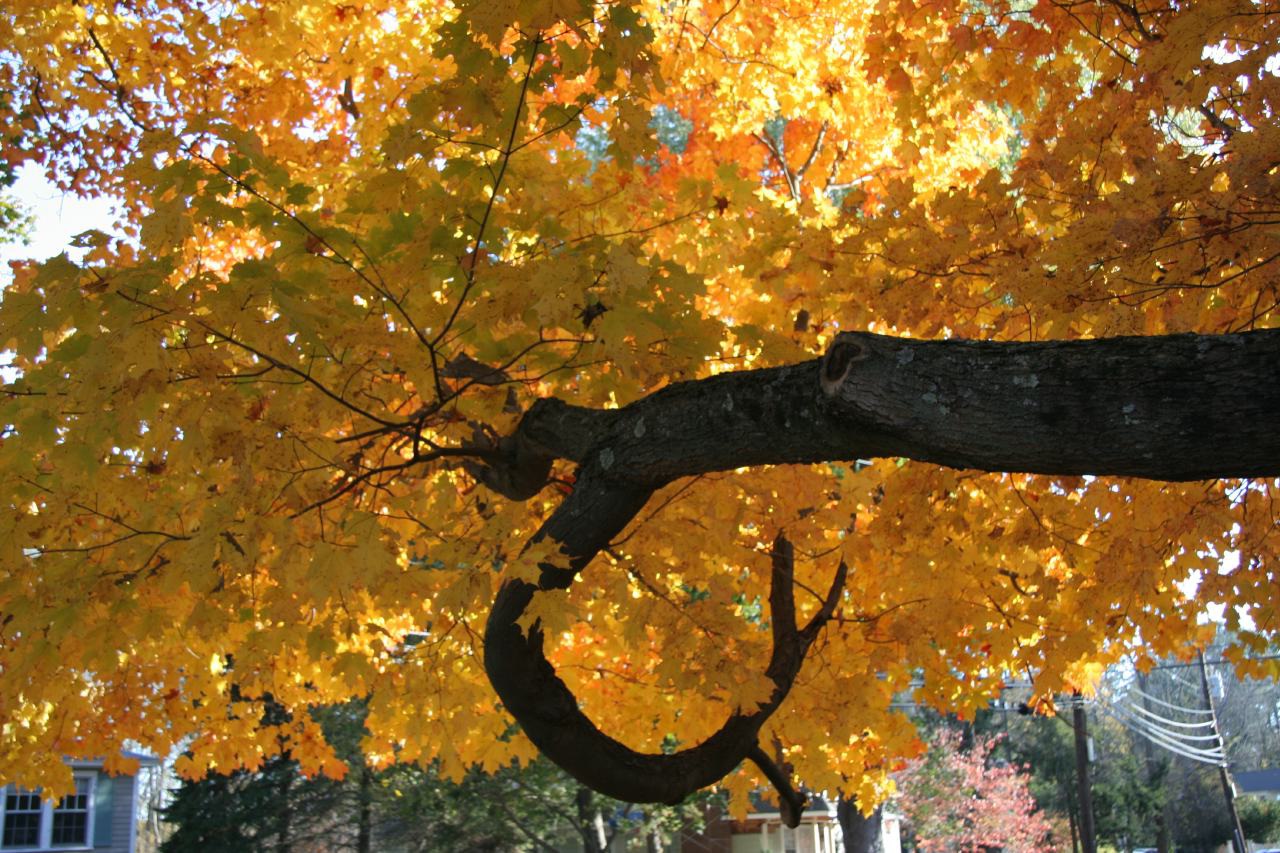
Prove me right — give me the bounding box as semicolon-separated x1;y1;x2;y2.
161;701;709;852
160;756;299;853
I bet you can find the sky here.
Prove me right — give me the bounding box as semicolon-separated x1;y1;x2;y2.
1;161;122;282
1;162;122;378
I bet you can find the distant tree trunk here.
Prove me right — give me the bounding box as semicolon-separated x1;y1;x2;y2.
275;761;294;853
1136;673;1171;853
576;787;609;853
355;766;373;853
646;824;664;853
139;762;171;852
1065;781;1080;853
838;799;885;853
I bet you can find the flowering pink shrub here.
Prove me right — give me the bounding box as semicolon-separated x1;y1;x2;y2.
896;729;1061;853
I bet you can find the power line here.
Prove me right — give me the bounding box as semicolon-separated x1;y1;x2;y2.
1100;703;1227;765
1128;687;1215;720
1093;680;1231;767
1144;653;1280;670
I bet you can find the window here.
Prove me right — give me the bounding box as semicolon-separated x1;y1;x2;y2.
2;791;41;848
50;782;89;847
0;776;94;851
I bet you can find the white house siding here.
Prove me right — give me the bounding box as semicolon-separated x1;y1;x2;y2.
103;772;138;853
755;820;839;853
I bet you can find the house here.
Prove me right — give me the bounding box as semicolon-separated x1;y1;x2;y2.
1235;768;1280;798
1;752;157;853
681;795;903;853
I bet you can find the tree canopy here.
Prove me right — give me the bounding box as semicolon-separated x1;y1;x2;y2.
1;0;1277;816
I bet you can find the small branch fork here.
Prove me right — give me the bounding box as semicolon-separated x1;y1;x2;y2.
752;120;828;203
754;534;849;825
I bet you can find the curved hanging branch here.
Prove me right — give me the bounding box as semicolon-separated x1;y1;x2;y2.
486;512;845;825
478;328;1280;821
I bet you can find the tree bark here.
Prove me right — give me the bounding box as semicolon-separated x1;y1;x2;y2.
817;331;1280;480
479;330;1280;822
838;799;885;853
355;766;372;853
575;787;609;853
275;760;294;853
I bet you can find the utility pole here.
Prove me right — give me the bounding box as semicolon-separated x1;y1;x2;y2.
1072;692;1098;853
1197;651;1248;853
1135;672;1171;853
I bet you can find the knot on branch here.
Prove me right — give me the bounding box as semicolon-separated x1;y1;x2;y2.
466;398;623;500
462;430;554;501
820;333;872;397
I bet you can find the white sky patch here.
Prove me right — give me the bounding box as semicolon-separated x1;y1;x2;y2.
1175;549;1256;630
2;162;125;381
1;162;124;286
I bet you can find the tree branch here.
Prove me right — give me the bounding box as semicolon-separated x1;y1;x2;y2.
477;329;1280;819
817;330;1280;480
485;527;842;826
433;34;543;349
795;121;828;182
752;129;799;202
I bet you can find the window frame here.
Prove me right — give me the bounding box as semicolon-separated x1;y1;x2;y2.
0;774;96;852
1;790;42;850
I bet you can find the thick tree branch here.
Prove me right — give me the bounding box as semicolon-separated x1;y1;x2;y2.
464;399;620;500
480;329;1280;494
480;329;1280;820
818;331;1280;480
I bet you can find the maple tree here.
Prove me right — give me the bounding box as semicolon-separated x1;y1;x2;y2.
1;0;1278;823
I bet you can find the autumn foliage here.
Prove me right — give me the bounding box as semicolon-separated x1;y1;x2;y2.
896;730;1059;853
0;0;1277;811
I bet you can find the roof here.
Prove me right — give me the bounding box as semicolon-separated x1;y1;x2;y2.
1235;769;1280;794
66;751;161;770
747;791;839;821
